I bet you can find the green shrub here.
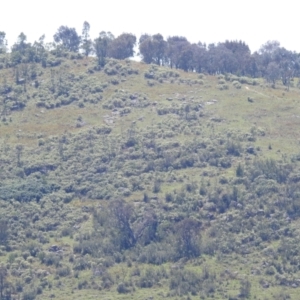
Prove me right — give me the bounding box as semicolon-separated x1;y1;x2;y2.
165;192;174;202
104;67;118;76
144;71;155;79
147;80;155;87
236;163;244;177
232;80;242;89
22;286;37;300
265;266;276;275
217;84;229;90
43;253;60;266
169;269;202;296
56;265;71;277
77;279;88;290
117;282;131;294
73;257;91;270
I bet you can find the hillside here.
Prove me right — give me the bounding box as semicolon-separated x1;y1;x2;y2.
0;53;300;299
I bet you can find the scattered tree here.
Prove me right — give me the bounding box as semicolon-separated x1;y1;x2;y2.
94;31;114;67
54;26;81;52
0;32;6;53
108;33;136;59
166;36;189;68
0;264;7;300
175;218;201;259
239;278;251;298
81;21;93;57
266;62;280;87
0;219;8;246
139;33;167;65
16;144;24;167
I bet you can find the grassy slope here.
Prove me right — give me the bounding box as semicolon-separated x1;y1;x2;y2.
1;56;300;299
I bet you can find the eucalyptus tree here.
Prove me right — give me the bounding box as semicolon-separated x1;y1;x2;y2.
0;32;6;53
139;33;167;65
94;31;114;67
10;32;32;64
81;21;93;57
54;26;81;52
108;33;136;59
166;36;190;69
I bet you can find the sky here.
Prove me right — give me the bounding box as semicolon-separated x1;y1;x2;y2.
1;0;299;53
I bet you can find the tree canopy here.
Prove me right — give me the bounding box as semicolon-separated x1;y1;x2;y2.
108;33;136;60
0;31;6;53
1;25;300;87
54;26;81;52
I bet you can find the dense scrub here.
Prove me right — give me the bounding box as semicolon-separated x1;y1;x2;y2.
0;52;300;299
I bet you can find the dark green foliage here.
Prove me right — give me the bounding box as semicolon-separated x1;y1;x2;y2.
226;140;242;156
169;268;203;296
2;29;300;84
139;34;167;65
0;264;8;299
81;21;92;57
56;265;71;277
94;31;114;67
0;32;6;54
239;278;251;298
0;179;60;202
42;253;61;266
175;218;201;259
249;159;290;183
153;179;161;193
110;199;136;249
117;282;131;293
73;257;91;271
53;26;81;52
0;219;8;246
22;287;37;300
236;163;244;177
165;192;174;202
108;33;136;59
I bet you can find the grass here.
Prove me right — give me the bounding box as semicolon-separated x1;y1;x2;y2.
4;61;299;160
